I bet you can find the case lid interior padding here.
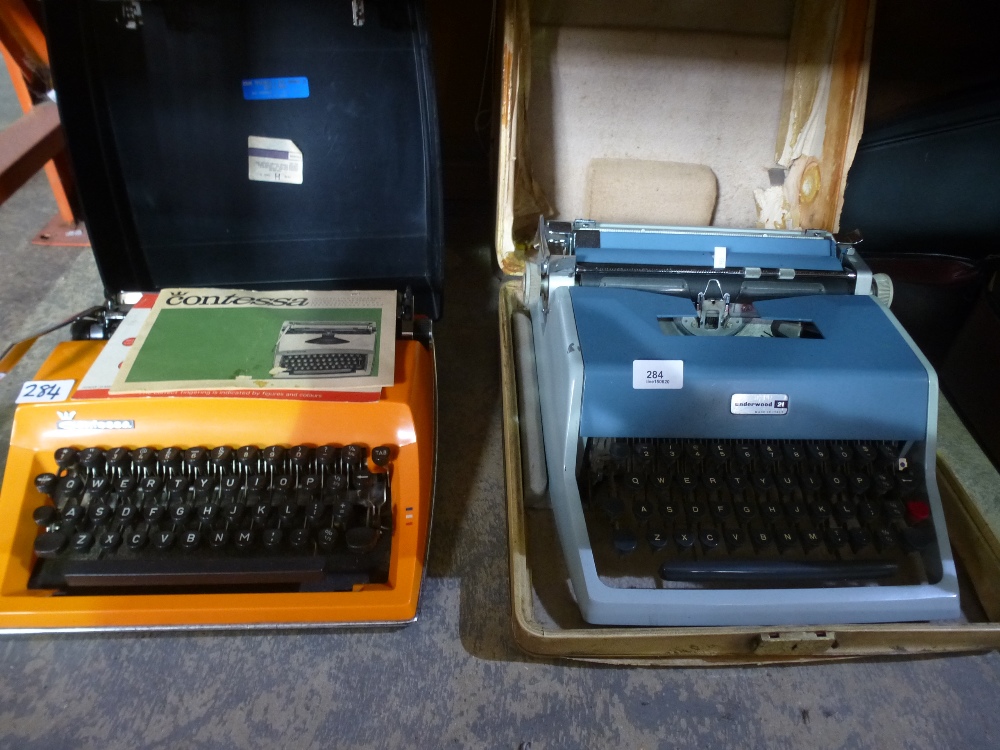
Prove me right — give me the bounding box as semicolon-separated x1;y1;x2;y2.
45;0;444;319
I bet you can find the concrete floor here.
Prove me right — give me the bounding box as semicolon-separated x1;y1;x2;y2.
2;72;1000;750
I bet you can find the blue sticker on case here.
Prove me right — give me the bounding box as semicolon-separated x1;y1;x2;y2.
242;77;310;101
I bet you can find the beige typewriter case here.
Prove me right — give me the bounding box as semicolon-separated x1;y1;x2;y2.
495;0;1000;664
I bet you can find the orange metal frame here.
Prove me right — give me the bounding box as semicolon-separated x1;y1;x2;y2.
0;337;436;630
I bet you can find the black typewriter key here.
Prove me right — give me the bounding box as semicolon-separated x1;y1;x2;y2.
830;443;853;464
677;472;699;494
699;529;720;551
300;475;321;495
71;531;94;552
223;502;246;523
209;446;234;467
825;472;847;493
315;444;339;468
775;472;798;496
785;502;807;522
849;472;871;494
34;472;58;496
826;527;849;551
612;527;639;555
734;501;756;521
883;499;905;520
658;442;681;464
783;443;805;464
760;503;782;521
220;475;241;497
806;442;829;463
833;500;855;523
152;530;176;550
750;527;772;551
371;445;392;468
849;528;872;553
166;476;190;498
236;445;260;467
78;447;106;472
751;471;774;492
874;527;898;552
193;475;218;496
734;444;755;465
61;503;86;526
246;475;268;496
54;447;79;469
139;475;162;496
855;443;877;463
56;475;85;501
809;501;831;522
346;526;380;553
156;447;183;472
728;473;749;493
685;501;706;520
896;469;918;495
145;504;167;524
170;503;192;524
775;528;798;552
305;500;326;523
623;472;644;491
801;529;822;552
327;474;347;492
131;446;157;470
331;499;354;526
685;442;706;462
872;471;895;496
279;500;300;523
316;527;338;551
645;472;667;494
33;505;58;527
88;502;111;525
673;530;695;550
758;442;780;464
647;527;669;551
878;442;899;461
273;475;294;494
34;530;68;558
289;528;310;550
260;529;285;552
343;444;367;468
633;499;654;521
289;445;313;468
114;475;137;497
702;472;723;492
233;529;255;550
632;443;654;465
98;530;122;551
710;501;732;520
104;446;129;468
178;529;200;550
658;498;680;520
800;474;823;494
857;500;878;523
251;501;272;522
86;476;111;498
127;528;148;551
200;503;220;523
208;529;229;549
724;528;747;552
709;442;729;463
183;446;208;468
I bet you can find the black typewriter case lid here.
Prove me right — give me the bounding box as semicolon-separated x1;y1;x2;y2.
44;0;444;320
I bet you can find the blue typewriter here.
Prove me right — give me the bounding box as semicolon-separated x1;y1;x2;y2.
520;218;960;627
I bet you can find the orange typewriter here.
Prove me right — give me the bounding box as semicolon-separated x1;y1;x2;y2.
0;0;443;630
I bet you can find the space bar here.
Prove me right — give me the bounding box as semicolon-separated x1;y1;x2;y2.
62;557;327;588
658;559;899;583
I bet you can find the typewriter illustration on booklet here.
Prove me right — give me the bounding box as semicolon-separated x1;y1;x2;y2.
518;218;961;627
272;320;377;378
0;0;442;631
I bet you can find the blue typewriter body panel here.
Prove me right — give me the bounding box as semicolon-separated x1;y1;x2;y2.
571;288;928;441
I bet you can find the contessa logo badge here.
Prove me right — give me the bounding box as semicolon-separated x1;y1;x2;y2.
731;394;789;415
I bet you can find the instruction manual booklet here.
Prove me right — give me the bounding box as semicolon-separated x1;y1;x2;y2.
76;288;396;401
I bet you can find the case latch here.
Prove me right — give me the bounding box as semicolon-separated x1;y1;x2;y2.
753;631;837;656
